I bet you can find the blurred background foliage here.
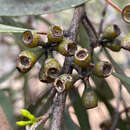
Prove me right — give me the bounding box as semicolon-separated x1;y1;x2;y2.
0;0;130;130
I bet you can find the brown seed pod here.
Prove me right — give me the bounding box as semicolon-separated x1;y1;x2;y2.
22;31;41;48
54;74;73;93
43;58;61;79
74;48;91;68
93;61;113;78
57;39;77;56
102;24;120;40
16;50;43;73
122;4;130;24
47;25;63;44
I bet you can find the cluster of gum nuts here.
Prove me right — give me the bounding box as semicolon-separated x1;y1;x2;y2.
16;24;130;109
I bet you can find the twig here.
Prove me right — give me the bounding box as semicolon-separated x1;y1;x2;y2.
98;4;108;37
28;104;54;130
109;83;122;130
50;92;67;130
50;4;86;130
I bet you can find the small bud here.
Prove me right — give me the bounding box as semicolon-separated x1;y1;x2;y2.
93;61;113;78
22;31;41;48
44;58;61;79
47;25;63;44
121;33;130;51
54;74;73;93
102;24;120;40
21;109;36;121
122;4;130;24
82;88;98;109
57;39;77;56
105;39;121;52
74;48;91;68
16;50;42;73
16;121;32;126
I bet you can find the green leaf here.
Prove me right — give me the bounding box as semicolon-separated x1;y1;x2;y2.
112;72;130;87
0;90;16;129
92;75;114;100
0;0;89;16
69;88;90;130
104;48;130;93
0;24;35;33
0;68;16;83
64;110;79;130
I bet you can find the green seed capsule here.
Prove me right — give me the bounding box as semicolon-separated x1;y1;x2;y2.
39;68;54;83
121;33;130;51
105;39;121;52
102;24;120;40
43;58;61;79
54;74;73;93
93;61;113;78
16;49;43;73
57;39;77;56
16;121;32;126
82;87;98;109
74;48;91;68
22;31;41;48
47;25;63;44
122;4;130;24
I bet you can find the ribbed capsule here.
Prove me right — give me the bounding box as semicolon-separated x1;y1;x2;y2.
74;48;91;68
16;50;42;73
121;33;130;51
122;4;130;24
102;24;120;40
43;58;61;79
57;39;77;56
105;39;121;52
22;30;41;48
82;87;98;109
47;25;63;44
54;74;73;93
93;61;113;78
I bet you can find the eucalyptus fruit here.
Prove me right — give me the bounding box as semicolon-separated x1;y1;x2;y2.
74;48;91;68
102;24;120;40
47;25;63;44
57;39;77;56
82;87;98;109
93;61;113;78
54;74;73;93
122;4;130;24
22;30;41;48
16;50;42;73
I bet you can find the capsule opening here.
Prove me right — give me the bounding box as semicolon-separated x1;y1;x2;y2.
113;24;120;36
103;62;112;76
77;50;87;59
20;56;30;66
48;67;59;78
55;79;65;92
22;31;33;44
52;25;63;37
67;43;76;55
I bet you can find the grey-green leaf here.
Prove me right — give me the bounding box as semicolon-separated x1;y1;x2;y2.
0;0;89;16
0;24;35;33
112;72;130;88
